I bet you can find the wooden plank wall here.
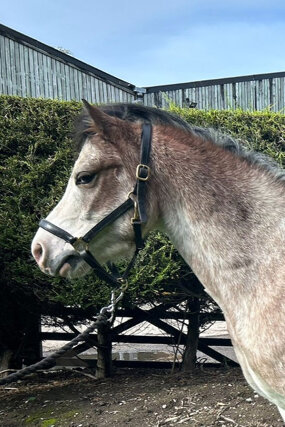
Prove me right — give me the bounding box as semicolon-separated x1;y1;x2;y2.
144;75;285;112
0;33;135;103
1;24;285;112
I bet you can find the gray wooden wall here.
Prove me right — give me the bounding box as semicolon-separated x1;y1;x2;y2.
0;29;135;103
144;73;285;112
1;24;285;112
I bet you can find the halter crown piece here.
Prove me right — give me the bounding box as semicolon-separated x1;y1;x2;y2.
39;123;152;288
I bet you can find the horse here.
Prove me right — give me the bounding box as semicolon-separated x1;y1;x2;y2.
31;101;285;421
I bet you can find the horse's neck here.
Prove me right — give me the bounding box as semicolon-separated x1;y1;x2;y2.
155;134;285;308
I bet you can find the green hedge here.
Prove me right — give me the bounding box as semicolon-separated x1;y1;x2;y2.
1;96;285;313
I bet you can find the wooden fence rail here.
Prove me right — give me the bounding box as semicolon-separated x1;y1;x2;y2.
40;305;238;371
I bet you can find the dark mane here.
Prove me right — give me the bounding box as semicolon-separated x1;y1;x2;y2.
75;103;285;182
100;103;192;130
74;103;191;151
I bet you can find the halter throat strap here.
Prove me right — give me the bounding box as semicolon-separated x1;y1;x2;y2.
39;123;152;287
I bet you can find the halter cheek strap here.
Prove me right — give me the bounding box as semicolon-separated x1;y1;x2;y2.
39;123;152;287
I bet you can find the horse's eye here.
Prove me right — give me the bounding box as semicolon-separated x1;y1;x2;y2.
76;172;96;186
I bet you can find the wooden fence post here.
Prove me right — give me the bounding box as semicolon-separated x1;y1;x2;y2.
23;312;42;366
182;297;200;372
96;322;112;379
0;302;42;371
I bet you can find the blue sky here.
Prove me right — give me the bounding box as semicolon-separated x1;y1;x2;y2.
2;0;285;86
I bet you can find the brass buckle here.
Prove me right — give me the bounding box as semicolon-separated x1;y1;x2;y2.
73;237;89;253
131;200;141;224
136;164;150;181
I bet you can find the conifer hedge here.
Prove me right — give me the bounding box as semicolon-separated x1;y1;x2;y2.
1;95;285;315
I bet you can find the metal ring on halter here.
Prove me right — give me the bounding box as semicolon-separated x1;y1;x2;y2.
72;237;89;253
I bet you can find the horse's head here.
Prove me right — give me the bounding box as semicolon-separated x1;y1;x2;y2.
31;102;158;279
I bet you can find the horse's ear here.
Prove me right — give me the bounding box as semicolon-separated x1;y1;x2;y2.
82;99;118;138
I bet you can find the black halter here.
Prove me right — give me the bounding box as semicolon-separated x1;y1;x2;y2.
39;123;152;287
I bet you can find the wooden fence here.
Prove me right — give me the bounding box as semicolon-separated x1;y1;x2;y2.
40;305;238;373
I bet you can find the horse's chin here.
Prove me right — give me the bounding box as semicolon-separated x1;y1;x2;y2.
57;255;91;279
50;241;135;280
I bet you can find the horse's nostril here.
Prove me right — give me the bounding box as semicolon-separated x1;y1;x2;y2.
33;243;44;264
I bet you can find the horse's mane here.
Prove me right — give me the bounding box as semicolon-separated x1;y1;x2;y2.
75;103;285;182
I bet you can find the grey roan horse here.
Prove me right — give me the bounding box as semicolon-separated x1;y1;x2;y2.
32;102;285;421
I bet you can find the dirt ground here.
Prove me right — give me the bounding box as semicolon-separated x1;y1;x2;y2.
0;367;283;427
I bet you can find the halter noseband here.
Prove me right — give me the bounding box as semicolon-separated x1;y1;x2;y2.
39;123;152;287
